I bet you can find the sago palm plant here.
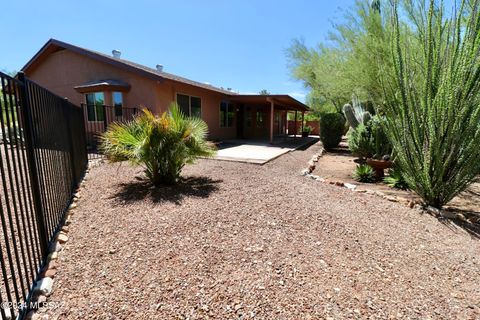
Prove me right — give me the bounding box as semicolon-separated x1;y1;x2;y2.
380;0;480;208
101;103;216;185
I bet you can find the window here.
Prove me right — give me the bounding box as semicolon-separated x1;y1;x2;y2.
256;111;266;128
220;102;234;127
176;93;201;117
112;92;123;117
86;92;105;121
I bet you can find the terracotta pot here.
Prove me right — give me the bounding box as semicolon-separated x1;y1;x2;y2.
366;158;393;178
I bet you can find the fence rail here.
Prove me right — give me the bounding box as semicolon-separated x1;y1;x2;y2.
0;71;87;319
80;103;138;159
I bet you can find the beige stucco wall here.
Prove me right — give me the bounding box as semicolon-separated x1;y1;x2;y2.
25;49;237;140
26;49;158;108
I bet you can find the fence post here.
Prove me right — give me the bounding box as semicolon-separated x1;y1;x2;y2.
63;98;77;189
102;105;107;133
17;72;48;258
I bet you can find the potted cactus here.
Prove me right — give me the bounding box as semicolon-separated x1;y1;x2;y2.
302;125;313;137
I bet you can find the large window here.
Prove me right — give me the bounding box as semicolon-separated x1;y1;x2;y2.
220;102;235;127
112;92;123;117
86;92;105;122
176;93;201;117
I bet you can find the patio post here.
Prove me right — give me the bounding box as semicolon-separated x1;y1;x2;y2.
269;100;274;144
301;111;305;133
294;111;298;139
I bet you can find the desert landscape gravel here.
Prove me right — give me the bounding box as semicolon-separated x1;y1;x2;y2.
42;142;479;319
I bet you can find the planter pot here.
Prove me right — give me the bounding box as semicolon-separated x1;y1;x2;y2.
302;132;310;137
366;158;393;179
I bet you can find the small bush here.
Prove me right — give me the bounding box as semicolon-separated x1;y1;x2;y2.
319;112;345;149
101;103;216;186
353;164;375;183
302;125;313;133
384;168;410;190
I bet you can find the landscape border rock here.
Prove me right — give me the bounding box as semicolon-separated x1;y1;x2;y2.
301;150;474;224
24;157;96;319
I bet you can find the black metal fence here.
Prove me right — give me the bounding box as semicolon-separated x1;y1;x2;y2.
0;71;87;319
81;103;138;159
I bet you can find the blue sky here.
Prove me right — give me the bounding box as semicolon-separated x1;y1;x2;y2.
0;0;354;102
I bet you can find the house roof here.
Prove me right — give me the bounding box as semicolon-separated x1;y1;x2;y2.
22;39;309;111
22;38;236;95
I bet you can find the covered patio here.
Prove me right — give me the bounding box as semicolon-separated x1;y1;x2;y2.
229;95;309;143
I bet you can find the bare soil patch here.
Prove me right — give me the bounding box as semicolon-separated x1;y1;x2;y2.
45;142;479;319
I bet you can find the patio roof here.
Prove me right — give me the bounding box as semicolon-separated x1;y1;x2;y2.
229;94;309;112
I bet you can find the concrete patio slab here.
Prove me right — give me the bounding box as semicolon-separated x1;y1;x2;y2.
214;136;319;164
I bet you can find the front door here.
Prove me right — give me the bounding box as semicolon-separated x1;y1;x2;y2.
236;104;244;139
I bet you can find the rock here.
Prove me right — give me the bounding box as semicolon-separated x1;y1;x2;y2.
310;175;320;180
61;226;69;233
308;164;315;172
64;218;71;226
2;307;12;320
301;169;310;176
32;277;54;296
334;287;341;294
46;261;57;270
335;181;344;187
344;183;357;190
109;249;117;254
315;177;326;182
408;201;415;208
57;233;69;244
43;268;57;278
439;210;456;219
49;242;62;253
69;202;77;210
47;252;58;261
384;196;397;202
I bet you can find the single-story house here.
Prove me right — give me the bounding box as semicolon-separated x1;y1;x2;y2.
22;39;308;142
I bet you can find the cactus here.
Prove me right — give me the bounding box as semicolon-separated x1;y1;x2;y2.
342;103;360;128
343;96;372;129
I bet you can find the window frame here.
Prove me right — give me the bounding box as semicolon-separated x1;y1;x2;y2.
112;92;123;117
176;93;202;118
220;101;235;128
85;92;105;122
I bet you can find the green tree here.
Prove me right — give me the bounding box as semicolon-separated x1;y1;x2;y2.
259;89;270;95
380;0;480;208
101;103;216;186
287;0;393;109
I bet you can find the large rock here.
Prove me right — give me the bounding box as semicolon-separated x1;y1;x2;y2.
32;277;54;296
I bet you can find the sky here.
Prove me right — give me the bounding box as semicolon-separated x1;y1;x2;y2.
0;0;355;102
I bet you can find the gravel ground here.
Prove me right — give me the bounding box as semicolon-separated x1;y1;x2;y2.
45;143;479;319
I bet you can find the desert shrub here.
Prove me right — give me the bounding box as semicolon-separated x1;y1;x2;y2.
347;123;374;158
380;0;480;208
353;164;375;183
347;115;391;159
302;126;313;134
319;112;345;149
384;168;410;190
101;103;216;186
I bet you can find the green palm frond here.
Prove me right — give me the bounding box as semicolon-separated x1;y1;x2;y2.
100;103;217;185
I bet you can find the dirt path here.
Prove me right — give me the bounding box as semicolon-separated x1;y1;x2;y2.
44;143;479;319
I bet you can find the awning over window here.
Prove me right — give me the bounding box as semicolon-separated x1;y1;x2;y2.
74;79;131;93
